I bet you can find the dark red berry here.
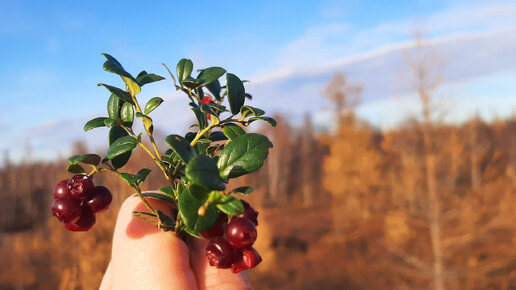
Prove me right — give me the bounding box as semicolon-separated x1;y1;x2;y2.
53;179;70;199
226;217;257;249
240;200;258;226
68;175;94;199
85;185;113;213
52;197;82;223
231;247;262;273
205;236;242;269
65;205;96;232
200;214;226;239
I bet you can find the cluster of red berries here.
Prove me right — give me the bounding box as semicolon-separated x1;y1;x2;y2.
201;200;262;273
51;175;112;231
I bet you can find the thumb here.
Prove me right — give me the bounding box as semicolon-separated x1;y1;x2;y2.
102;196;198;290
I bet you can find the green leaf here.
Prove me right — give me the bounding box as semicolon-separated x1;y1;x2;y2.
209;131;228;142
121;102;134;124
107;94;120;120
67;163;86;174
240;105;265;118
84;117;109;131
165;134;197;163
191;107;207;130
136;112;154;133
98;83;134;104
182;77;204;89
109;125;132;169
120;173;139;185
231;186;254;195
144;97;164;115
217;133;273;179
249;116;277;127
104;118;117;127
177;59;193;85
198;67;226;86
68;154;101;166
132;211;158;225
226;73;246;114
136;192;176;205
189;183;210;200
209;103;226;112
206;79;222;100
178;187;219;234
186;155;226;190
200;103;217;116
216;195;244;215
101;53;141;95
137;72;165;86
156;209;175;230
245;93;253;100
159;185;175;198
137;168;152;183
106;136;137;160
222;124;245;140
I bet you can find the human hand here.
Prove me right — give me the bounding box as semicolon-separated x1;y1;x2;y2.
99;196;252;290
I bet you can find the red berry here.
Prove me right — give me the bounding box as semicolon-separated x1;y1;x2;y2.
205;236;242;269
200;214;226;239
231;247;262;273
52;197;82;223
65;205;96;232
68;175;94;199
85;185;113;213
226;217;257;249
53;179;70;199
201;96;212;104
240;200;258;226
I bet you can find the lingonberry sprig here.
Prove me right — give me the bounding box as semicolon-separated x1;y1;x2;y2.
51;54;276;272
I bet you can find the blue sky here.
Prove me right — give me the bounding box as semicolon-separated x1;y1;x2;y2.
1;0;515;162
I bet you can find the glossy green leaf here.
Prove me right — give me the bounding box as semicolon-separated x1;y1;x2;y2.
137;72;165;86
177;59;193;84
84;117;109;131
137;168;152;183
106;136;137;160
120;172;139;185
109;125;132;169
189;183;210;200
156;209;175;230
159;185;175;198
107;94;120;119
121;102;134;124
249;116;277;127
208;131;228;142
217;133;273;179
222;124;245;140
226;73;245;114
216;195;244;215
135;192;176;205
132;211;157;225
230;186;254;195
208;103;226;112
182;77;203;89
101;53;141;95
165;134;197;163
200;103;217;116
68;154;101;166
198;67;226;86
191;107;207;130
178;186;219;234
206;79;222;100
144;97;164;115
186;155;226;190
67;163;86;174
98;83;134;104
240;105;265;118
104;118;117;127
136;112;154;133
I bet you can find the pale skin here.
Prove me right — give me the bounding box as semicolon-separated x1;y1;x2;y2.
99;196;252;290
